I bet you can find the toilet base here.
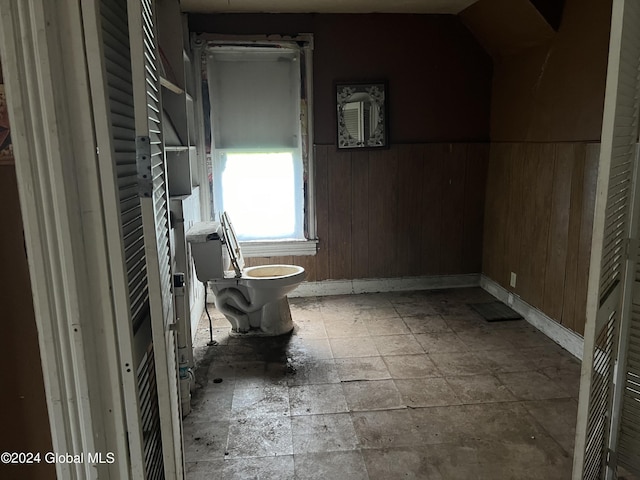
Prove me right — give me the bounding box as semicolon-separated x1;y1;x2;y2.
226;297;294;337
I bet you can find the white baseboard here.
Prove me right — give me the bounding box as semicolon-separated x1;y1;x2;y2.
290;274;481;298
202;272;584;360
480;275;584;360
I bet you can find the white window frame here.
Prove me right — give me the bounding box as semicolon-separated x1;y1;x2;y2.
199;34;317;257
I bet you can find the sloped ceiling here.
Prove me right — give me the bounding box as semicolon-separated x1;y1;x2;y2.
460;0;555;59
180;0;479;14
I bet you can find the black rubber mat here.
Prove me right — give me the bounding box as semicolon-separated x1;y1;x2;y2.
469;301;523;322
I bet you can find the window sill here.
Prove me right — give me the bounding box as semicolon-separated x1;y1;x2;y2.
239;239;318;257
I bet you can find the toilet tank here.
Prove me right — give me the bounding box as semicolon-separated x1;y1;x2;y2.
186;221;227;282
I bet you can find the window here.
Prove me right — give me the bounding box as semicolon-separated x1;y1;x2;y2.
206;40;316;253
216;152;302;240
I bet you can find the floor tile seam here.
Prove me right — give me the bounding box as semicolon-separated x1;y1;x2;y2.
418;437;561;451
440;372;517;394
334;355;387;363
232;381;290;390
346;405;411;417
289;382;351;416
469;360;540;374
321;313;370;322
336;377;402;387
365;311;409;319
324;325;400;335
431;368;500;378
288;410;353;418
379;356;443;379
290;308;323;315
334;352;426;360
289;303;320;315
292;319;328;330
425;351;493;376
341;377;405;412
182;418;234;430
358;444;375;480
520;359;581;371
385;375;445;382
325;333;374;339
360;316;406;328
334;354;390;375
407;397;540;417
493;374;576;401
495;368;573;382
446;398;531;411
400;311;447;319
420;353;446;377
336;375;393;383
535;365;581;382
213;453;296;463
449;329;499;351
490;414;576;456
361;329;416;337
289;410;355;420
328;341;383;359
346;405;411;414
288;380;352;388
291;445;364;457
227;411;293;423
410;374;462;406
228;408;292;420
223;426;295;459
389;301;406;320
229;383;270;397
291;449;371;478
223;450;295;461
518;402;579;458
319;306;392;316
368;331;421;340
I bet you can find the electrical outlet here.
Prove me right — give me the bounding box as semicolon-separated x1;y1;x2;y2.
510;272;517;288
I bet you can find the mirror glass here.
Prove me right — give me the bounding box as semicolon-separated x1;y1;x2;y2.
336;82;387;149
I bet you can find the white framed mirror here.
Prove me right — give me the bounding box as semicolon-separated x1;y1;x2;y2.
336;81;388;149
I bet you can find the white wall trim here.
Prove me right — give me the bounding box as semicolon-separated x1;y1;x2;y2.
208;270;585;359
241;239;318;257
480;275;584;359
290;274;482;297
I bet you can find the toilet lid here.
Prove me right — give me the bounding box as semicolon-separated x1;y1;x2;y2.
221;211;245;277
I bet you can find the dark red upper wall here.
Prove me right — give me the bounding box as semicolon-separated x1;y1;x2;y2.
189;13;492;144
488;0;611;142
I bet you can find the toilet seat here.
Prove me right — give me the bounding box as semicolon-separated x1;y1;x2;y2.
221;211;244;277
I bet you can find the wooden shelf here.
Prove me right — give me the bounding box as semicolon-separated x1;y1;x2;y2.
160;76;184;95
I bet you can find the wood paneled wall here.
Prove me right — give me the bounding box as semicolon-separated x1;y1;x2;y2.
482;142;599;334
245;143;489;282
0;166;55;479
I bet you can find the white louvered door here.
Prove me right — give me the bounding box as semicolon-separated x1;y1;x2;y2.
573;0;640;478
83;0;169;477
614;240;640;473
128;0;184;478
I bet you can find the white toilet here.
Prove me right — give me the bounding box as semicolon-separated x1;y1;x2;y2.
186;213;305;336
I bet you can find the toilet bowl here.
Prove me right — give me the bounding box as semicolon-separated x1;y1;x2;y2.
186;213;306;336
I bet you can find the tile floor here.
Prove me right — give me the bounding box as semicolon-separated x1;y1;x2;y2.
184;287;582;479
